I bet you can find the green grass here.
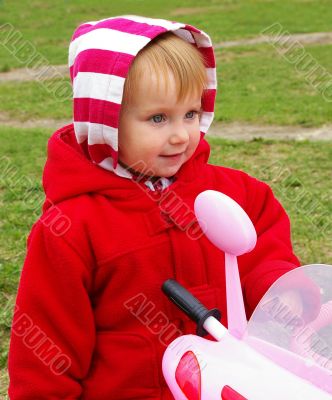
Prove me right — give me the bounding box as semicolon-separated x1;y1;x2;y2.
0;43;331;126
0;127;331;396
0;78;72;120
1;0;332;70
215;44;332;126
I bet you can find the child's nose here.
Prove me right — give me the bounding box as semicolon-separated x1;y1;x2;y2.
169;123;189;144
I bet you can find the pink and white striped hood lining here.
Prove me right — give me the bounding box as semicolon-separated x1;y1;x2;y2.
69;15;217;177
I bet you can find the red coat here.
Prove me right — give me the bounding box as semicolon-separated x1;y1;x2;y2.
8;124;300;399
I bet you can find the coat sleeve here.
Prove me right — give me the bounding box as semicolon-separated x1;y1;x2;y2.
238;174;302;317
8;220;96;399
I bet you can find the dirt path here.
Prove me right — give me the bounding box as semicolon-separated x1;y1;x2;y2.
0;30;331;82
0;112;71;130
214;31;332;49
1;112;331;141
208;122;332;141
0;64;69;82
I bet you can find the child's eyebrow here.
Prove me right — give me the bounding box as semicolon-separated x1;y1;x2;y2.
142;103;202;113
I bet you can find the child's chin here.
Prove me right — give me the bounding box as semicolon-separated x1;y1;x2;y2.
159;166;182;178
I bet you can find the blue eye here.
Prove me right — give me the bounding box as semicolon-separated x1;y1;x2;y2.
151;114;165;123
185;111;197;119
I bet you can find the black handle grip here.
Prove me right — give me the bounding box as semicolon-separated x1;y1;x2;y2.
162;279;221;336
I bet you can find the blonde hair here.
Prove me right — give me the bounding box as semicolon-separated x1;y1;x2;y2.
123;31;207;104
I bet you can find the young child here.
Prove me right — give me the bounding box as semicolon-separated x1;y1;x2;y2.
8;15;304;399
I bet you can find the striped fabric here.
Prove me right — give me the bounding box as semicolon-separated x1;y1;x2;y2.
69;15;217;176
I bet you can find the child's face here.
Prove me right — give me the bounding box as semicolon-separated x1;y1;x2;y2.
118;72;202;178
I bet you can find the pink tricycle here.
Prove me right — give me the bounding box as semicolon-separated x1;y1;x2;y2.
162;190;332;399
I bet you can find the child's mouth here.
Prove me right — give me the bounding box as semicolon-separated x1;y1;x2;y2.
161;153;183;161
160;153;183;159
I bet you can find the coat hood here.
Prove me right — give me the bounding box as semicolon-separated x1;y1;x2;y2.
69;15;217;175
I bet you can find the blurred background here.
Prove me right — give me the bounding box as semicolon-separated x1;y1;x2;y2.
0;1;331;396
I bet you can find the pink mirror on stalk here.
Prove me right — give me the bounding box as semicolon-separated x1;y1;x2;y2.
194;190;257;339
